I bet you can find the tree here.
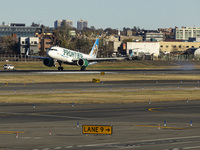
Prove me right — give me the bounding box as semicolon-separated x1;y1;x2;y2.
53;21;73;48
75;38;93;54
104;28;118;35
99;38;114;57
0;36;18;54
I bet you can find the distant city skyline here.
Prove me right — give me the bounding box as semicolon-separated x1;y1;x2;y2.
1;0;200;30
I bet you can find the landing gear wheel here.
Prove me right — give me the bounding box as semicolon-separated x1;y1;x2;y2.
81;67;86;71
58;67;63;71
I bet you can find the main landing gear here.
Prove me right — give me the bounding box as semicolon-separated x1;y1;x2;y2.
58;67;63;71
81;67;86;71
58;61;63;71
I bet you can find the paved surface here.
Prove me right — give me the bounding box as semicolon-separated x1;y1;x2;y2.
0;101;200;150
1;69;200;75
0;69;200;150
0;80;199;95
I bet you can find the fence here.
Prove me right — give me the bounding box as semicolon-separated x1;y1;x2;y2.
0;54;43;62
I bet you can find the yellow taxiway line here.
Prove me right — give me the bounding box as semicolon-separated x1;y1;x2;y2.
0;130;25;134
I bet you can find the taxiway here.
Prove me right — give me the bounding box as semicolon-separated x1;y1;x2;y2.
0;102;200;150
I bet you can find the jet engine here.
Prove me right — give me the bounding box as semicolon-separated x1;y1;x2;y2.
43;58;55;67
77;59;89;67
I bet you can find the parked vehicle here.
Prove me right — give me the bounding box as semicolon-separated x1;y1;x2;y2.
3;64;15;70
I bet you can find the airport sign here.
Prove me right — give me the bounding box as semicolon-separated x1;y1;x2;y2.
82;125;112;135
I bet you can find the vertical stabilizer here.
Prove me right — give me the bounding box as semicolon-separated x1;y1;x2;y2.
89;39;99;58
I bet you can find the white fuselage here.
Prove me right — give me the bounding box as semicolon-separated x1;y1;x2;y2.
47;46;94;64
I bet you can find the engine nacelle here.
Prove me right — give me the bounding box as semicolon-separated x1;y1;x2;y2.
43;58;54;67
77;59;89;67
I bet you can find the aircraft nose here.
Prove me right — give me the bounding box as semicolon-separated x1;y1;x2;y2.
47;50;53;57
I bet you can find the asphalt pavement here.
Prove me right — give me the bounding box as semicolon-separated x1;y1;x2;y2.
0;69;200;150
0;101;200;150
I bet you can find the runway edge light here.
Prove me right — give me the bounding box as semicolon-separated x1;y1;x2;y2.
149;99;151;104
158;124;160;130
49;129;52;135
164;121;166;127
16;132;18;138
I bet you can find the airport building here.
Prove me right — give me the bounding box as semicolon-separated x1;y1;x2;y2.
0;23;37;37
175;27;200;40
159;41;200;53
127;42;160;59
77;19;88;30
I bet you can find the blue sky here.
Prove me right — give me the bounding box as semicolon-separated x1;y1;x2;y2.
0;0;200;30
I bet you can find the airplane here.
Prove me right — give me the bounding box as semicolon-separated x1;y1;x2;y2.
26;39;125;71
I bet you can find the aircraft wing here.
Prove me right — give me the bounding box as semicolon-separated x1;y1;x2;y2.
73;57;126;62
26;49;49;59
26;55;49;59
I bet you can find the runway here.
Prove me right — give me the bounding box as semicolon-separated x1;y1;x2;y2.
0;101;200;150
1;68;200;75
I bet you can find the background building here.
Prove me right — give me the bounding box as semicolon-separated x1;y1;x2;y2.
35;28;54;54
137;30;163;41
159;41;200;53
0;23;37;37
77;19;88;30
19;37;39;54
127;42;160;57
54;20;73;28
175;27;200;40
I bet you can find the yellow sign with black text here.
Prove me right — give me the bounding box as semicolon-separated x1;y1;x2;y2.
92;79;100;83
82;125;112;135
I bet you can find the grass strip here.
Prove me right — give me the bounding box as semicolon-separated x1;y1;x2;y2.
0;90;199;103
0;74;200;83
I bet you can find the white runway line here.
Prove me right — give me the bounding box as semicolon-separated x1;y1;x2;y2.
37;71;116;74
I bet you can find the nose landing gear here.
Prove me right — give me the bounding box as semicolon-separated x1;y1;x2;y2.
58;61;63;71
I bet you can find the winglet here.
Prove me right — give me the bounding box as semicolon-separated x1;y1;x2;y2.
89;39;99;58
26;48;30;56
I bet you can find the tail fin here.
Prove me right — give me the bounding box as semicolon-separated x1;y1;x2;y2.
89;39;99;58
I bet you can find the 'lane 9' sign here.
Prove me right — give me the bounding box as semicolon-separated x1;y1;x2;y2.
82;125;112;135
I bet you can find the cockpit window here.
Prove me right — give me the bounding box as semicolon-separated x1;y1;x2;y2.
49;48;57;51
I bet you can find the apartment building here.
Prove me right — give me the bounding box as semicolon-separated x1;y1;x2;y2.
54;20;73;28
35;28;55;54
175;27;200;40
77;19;88;30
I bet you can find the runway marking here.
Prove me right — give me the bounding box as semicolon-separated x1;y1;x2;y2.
163;145;200;150
148;106;200;115
38;71;116;74
31;107;145;115
148;107;171;114
134;125;188;130
29;113;88;120
0;130;25;134
33;135;200;150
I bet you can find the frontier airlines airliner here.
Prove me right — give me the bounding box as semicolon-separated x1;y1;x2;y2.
27;39;125;71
